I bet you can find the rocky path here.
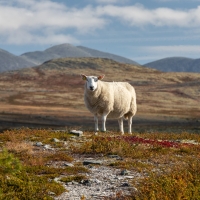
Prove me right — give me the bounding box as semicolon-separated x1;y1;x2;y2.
55;158;139;200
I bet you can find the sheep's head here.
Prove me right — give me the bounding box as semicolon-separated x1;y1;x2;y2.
81;74;105;91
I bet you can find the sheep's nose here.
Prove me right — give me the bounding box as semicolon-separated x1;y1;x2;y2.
90;86;94;90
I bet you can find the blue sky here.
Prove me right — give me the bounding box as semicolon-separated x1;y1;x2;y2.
0;0;200;64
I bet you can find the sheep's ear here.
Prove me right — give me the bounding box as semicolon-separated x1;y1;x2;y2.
81;74;87;81
98;74;105;80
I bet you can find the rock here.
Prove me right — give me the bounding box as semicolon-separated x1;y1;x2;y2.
83;160;103;165
70;130;83;137
34;142;43;147
44;144;53;150
52;130;66;133
108;155;122;160
81;179;92;186
120;169;129;175
63;162;74;167
126;176;135;179
48;191;56;196
72;181;79;185
53;138;60;142
120;182;130;187
94;179;102;184
94;132;98;136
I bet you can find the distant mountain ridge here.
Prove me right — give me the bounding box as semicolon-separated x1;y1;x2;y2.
77;46;138;65
20;43;139;66
144;57;200;72
20;44;92;65
1;44;200;73
0;43;139;73
0;49;35;72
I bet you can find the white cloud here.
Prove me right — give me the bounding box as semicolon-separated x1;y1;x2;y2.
1;0;200;46
6;30;79;45
0;0;107;44
95;0;121;3
96;5;200;27
95;0;130;4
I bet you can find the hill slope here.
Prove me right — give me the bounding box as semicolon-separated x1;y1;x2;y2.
144;57;200;72
0;57;199;130
0;49;35;72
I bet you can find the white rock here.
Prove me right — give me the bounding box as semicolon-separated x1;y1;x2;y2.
70;130;83;137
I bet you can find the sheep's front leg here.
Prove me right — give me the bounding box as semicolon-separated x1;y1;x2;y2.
118;117;124;135
94;115;99;132
128;116;133;134
102;114;108;132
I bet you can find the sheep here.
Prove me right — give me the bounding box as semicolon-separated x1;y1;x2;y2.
81;74;137;134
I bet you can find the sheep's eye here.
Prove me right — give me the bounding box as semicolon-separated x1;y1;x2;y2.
93;78;98;82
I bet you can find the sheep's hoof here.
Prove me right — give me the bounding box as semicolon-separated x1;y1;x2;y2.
121;132;124;135
94;132;98;136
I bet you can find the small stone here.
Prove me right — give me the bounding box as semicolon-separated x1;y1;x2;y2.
81;179;92;186
126;176;135;179
35;142;43;147
108;155;122;160
120;182;130;187
94;179;102;184
120;169;129;175
48;191;56;196
83;160;102;165
44;144;52;150
53;138;60;142
72;181;79;185
70;130;83;137
63;162;74;167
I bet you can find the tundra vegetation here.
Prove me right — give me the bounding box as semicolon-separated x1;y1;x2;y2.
0;128;199;199
0;58;199;199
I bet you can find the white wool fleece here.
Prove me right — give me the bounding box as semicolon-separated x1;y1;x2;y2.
82;74;137;134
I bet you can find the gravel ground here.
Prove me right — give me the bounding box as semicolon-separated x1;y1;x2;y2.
55;164;140;200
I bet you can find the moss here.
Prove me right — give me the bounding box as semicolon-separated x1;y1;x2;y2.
134;161;200;200
0;150;65;200
60;175;87;183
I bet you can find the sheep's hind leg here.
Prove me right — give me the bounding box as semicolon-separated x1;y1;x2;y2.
128;116;133;134
94;115;99;132
101;114;108;132
118;117;124;135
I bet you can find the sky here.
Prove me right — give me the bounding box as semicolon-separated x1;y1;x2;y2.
0;0;200;64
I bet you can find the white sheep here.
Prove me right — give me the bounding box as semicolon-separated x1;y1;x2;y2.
81;74;137;134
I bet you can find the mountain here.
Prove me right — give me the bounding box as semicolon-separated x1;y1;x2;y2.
20;43;139;66
20;44;91;65
144;57;200;72
0;49;35;72
77;46;139;65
